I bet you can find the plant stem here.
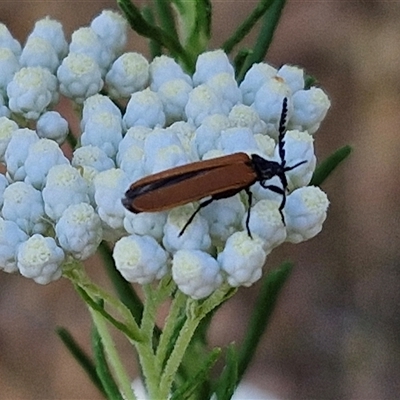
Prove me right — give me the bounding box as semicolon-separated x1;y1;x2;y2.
91;308;136;400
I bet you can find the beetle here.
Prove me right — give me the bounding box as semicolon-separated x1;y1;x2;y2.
122;97;306;237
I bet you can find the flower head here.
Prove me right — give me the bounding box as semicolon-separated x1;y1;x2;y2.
0;14;331;296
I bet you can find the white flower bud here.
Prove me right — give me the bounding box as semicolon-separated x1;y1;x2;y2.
117;126;149;164
217;127;259;154
56;203;102;260
81;94;122;130
290;87;331;134
149;55;191;91
251;77;291;136
91;10;127;55
0;23;21;56
0;217;28;273
118;144;145;180
193;114;231;158
113;234;168;284
72;145;115;172
42;164;90;221
17;234;64;284
185;84;229;127
124;211;167;242
105;52;149;98
218;231;266;287
192;50;235;85
28;17;68;59
162;205;211;253
94;168;130;230
0;47;19;95
240;62;277;105
20;36;60;73
123;88;165;129
0;92;10;118
278;129;316;189
5;128;39;181
207;72;242;110
0;173;7;208
285;186;329;243
24;138;69;189
57;52;103;103
36;111;69;144
158;78;192;124
81;111;123;158
244;199;286;252
229;104;267;135
172;249;222;299
0;116;18;161
7;66;58;119
277;64;305;94
70;27;113;75
200;196;245;242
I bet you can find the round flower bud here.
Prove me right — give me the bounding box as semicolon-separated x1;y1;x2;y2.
284;186;329;243
105;52;149;98
24;138;69;189
123;88;166;129
290;87;331;134
56;203;102;260
192;49;235;85
28;16;68;59
7;66;58;119
172;249;223;299
240;62;277;105
149;55;191;91
17;234;64;284
57;52;103;103
42;164;90;221
36;111;69;144
0;47;19;95
218;231;266;287
19;36;60;73
0;217;28;273
113;234;168;284
91;10;127;55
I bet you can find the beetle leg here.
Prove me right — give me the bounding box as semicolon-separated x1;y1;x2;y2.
261;184;286;224
244;187;253;238
178;197;214;236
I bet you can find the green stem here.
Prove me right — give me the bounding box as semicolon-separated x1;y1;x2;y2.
222;0;275;54
237;0;286;82
63;261;143;342
156;290;187;367
90;308;136;400
117;0;194;71
158;310;202;399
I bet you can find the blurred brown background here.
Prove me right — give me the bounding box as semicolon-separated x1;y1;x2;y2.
1;0;400;398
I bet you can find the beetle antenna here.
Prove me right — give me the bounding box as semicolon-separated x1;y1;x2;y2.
278;97;288;166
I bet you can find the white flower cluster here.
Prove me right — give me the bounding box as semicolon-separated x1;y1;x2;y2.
0;11;330;294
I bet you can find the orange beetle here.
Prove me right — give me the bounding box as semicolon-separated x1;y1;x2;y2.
123;98;306;236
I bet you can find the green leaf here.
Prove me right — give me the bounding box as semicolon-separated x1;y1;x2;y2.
154;0;179;43
75;285;142;343
98;242;143;325
56;327;107;398
237;0;287;82
223;0;276;55
171;348;221;400
92;325;124;400
237;262;293;381
310;145;352;186
142;5;162;58
214;344;239;400
186;0;212;58
117;0;193;71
